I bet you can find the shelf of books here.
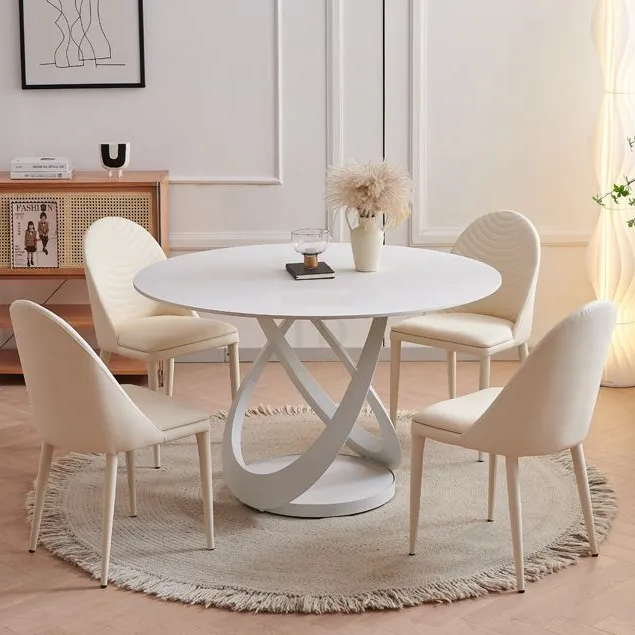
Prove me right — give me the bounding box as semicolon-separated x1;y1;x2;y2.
10;156;73;181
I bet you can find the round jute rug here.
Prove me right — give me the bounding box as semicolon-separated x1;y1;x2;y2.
27;406;617;613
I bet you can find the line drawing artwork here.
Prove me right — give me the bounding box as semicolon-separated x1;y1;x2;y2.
20;0;145;88
42;0;123;69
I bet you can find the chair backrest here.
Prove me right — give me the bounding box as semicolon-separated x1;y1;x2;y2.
462;300;616;456
451;211;540;340
10;300;163;454
83;217;175;353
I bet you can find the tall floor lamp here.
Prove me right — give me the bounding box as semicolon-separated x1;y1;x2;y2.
588;0;635;386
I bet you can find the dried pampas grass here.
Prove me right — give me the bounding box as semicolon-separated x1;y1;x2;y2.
326;161;413;229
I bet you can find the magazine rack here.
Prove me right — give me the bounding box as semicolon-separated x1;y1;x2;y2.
0;170;169;375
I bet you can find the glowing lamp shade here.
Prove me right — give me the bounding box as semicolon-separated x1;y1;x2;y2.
587;0;635;386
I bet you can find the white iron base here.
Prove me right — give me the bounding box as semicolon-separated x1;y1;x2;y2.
223;317;402;518
248;454;396;518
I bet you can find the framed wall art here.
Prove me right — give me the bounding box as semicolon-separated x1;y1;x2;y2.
18;0;145;89
10;200;59;269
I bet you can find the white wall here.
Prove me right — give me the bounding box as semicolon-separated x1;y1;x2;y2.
330;0;599;351
0;0;602;358
386;0;600;345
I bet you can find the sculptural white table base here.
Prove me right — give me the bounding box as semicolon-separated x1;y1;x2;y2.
222;316;401;517
134;243;502;519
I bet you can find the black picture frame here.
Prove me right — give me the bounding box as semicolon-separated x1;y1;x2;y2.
19;0;145;90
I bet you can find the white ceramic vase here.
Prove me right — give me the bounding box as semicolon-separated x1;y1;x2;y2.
346;211;384;272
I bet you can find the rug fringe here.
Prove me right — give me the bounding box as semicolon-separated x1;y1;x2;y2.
25;406;618;614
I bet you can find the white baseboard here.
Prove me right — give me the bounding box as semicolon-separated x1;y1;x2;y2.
177;346;524;364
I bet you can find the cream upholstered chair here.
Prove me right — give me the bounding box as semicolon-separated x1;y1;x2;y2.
12;300;215;588
84;217;239;468
408;300;616;593
390;211;541;441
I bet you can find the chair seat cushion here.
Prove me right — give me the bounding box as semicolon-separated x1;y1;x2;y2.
123;384;211;441
412;387;502;435
391;313;514;348
117;315;237;354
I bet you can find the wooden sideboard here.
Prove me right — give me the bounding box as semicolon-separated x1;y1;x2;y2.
0;170;169;375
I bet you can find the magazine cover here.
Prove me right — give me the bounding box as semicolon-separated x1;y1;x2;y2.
10;200;59;268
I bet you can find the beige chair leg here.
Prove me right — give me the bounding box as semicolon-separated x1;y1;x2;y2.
151;445;161;469
147;362;159;391
101;454;118;588
479;356;491;390
196;430;215;550
477;357;491;462
146;363;162;469
165;358;175;397
409;434;426;555
99;350;112;366
487;452;497;521
228;342;240;399
505;456;525;592
447;350;457;398
390;336;402;427
29;442;54;553
571;443;599;556
518;342;529;363
125;450;137;517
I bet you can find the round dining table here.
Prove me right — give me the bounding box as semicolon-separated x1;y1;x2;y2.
134;243;501;518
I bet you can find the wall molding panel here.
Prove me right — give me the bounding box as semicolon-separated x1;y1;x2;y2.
170;231;290;252
408;0;428;248
326;0;345;240
406;0;593;249
415;228;592;248
178;345;523;364
170;0;283;186
169;228;591;253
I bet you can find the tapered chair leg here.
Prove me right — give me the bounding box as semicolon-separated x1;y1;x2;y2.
505;456;525;592
570;443;599;555
147;362;162;469
390;336;402;427
125;450;137;517
477;357;491;462
479;355;491;390
29;442;54;552
196;430;215;550
228;342;240;399
518;342;529;363
165;358;175;397
409;434;426;555
487;452;498;521
101;454;118;588
152;445;161;469
447;350;457;398
98;350;112;365
147;362;159;391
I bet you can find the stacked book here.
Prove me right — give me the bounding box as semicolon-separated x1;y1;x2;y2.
10;157;73;180
286;261;335;280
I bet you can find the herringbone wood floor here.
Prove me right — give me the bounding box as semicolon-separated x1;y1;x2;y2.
1;360;635;635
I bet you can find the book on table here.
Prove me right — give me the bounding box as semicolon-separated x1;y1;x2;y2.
285;262;335;280
10;157;72;179
10;157;71;171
